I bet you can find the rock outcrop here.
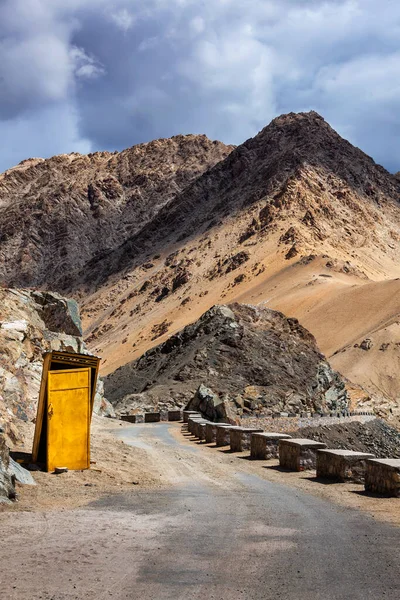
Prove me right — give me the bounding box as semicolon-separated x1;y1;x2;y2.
0;433;15;502
0;135;233;290
106;303;348;418
0;288;113;446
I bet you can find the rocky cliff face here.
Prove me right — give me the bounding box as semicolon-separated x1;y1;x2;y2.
0;434;15;503
105;303;348;418
0;135;233;290
0;288;112;446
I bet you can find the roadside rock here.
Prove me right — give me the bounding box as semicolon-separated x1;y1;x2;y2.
185;384;237;423
291;419;400;459
0;434;15;502
8;457;36;485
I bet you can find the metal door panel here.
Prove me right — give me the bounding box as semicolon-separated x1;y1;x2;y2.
47;368;91;472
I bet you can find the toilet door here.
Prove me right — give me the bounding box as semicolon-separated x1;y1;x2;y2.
46;368;91;472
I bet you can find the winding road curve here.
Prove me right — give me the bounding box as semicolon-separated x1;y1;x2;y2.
0;423;399;599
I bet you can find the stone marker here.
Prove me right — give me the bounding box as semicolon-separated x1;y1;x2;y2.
279;438;327;471
168;410;182;422
230;427;264;452
191;419;204;437
215;425;242;447
364;458;400;497
183;411;201;423
193;420;210;439
316;449;375;482
188;417;203;435
205;423;231;444
198;422;212;441
121;414;144;424
144;412;161;423
188;416;204;434
250;432;292;460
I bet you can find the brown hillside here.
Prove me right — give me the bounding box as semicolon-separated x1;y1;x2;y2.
72;113;400;425
0;135;233;289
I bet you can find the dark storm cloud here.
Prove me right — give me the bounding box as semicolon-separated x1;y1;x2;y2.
1;0;400;172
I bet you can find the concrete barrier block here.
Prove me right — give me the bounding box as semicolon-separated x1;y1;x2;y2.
215;425;242;447
365;459;400;497
192;420;209;438
317;449;375;482
279;438;327;471
230;428;264;452
183;411;201;423
168;410;182;422
120;414;144;424
187;416;203;434
205;423;231;444
144;412;161;423
198;422;212;441
250;432;292;460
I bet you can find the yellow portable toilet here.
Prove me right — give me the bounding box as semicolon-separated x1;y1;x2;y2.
32;351;100;472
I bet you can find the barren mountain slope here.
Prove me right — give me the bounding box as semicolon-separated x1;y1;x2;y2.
105;303;348;418
76;110;400;292
77;113;400;421
0;135;233;289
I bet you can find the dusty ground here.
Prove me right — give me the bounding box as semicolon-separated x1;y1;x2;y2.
0;420;399;599
3;419;399;523
2;417;164;511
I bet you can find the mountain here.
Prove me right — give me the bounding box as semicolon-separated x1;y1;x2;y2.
74;112;400;424
105;303;348;418
0;135;233;289
74;110;400;291
1;111;400;425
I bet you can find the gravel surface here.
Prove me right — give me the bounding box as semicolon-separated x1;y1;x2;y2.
290;419;400;459
0;422;399;599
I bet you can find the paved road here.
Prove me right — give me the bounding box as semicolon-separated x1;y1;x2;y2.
0;423;399;599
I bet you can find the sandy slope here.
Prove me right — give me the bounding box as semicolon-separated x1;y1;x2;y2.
83;245;400;423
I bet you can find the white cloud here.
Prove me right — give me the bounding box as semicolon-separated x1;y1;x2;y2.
110;8;135;32
70;46;105;79
1;0;400;172
189;16;205;34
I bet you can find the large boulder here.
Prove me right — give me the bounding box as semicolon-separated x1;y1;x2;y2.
30;291;83;337
106;303;348;417
185;384;237;423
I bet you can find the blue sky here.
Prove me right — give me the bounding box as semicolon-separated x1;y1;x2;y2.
1;0;400;172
